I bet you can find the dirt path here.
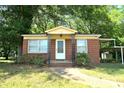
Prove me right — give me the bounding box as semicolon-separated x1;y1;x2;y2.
49;67;124;88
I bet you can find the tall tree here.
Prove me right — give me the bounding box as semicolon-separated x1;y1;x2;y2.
0;5;39;59
31;5;114;38
108;5;124;45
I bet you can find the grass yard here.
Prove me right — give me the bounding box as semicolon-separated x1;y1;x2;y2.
0;57;15;63
80;63;124;83
0;62;90;88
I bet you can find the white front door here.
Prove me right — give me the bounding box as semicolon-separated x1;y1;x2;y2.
56;39;65;59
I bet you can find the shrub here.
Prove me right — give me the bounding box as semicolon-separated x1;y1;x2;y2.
17;54;46;66
100;59;117;63
76;53;90;66
17;54;32;63
30;56;46;65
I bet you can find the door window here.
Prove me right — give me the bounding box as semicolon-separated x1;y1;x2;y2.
57;41;63;53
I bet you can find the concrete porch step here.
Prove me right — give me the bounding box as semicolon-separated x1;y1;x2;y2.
49;63;73;67
50;60;72;63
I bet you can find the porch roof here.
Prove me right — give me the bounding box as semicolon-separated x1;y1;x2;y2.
45;26;77;34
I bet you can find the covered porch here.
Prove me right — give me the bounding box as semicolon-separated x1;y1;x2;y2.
100;38;124;64
46;26;77;66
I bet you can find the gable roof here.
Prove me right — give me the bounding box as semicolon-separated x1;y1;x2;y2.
21;26;101;38
45;26;77;34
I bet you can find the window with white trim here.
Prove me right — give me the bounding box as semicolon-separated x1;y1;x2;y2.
28;40;48;53
77;40;88;53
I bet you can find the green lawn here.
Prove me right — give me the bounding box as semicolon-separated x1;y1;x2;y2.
0;57;15;63
0;62;90;88
80;63;124;83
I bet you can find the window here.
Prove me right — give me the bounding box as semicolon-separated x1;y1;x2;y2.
39;40;48;53
77;40;88;53
28;40;39;53
28;40;48;53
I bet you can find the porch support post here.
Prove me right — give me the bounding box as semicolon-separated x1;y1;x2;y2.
114;40;118;62
48;34;51;65
121;47;124;64
71;34;75;65
115;50;118;62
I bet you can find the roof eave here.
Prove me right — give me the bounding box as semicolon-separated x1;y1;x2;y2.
76;34;101;37
21;34;47;37
99;38;115;41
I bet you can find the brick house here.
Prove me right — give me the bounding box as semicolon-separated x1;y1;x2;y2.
21;26;101;66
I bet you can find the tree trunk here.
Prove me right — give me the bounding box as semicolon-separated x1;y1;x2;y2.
3;49;10;60
5;55;8;60
4;52;9;60
18;45;22;56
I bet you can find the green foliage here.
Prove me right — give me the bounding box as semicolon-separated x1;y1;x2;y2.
100;59;117;63
76;53;90;66
18;54;46;66
0;6;39;59
30;56;46;65
0;21;19;59
31;5;114;36
18;54;32;63
108;6;124;45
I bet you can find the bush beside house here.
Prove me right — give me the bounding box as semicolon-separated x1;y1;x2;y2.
100;59;117;63
76;53;90;66
18;54;46;66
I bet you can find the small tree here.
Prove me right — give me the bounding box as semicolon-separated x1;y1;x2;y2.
0;22;19;60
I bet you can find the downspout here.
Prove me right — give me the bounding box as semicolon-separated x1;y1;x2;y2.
48;34;51;65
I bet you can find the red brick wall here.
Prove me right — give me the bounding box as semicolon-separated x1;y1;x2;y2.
22;39;28;54
66;39;72;60
50;39;55;60
87;39;100;64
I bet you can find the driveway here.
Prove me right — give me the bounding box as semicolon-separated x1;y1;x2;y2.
49;67;124;88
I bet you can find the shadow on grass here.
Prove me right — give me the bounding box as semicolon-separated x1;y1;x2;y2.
0;62;92;88
83;63;124;75
0;62;65;83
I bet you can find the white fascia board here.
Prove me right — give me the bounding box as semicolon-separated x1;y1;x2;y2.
76;34;101;37
99;38;116;41
114;46;124;48
21;34;47;37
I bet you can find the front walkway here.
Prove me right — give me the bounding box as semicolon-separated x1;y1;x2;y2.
49;67;124;88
